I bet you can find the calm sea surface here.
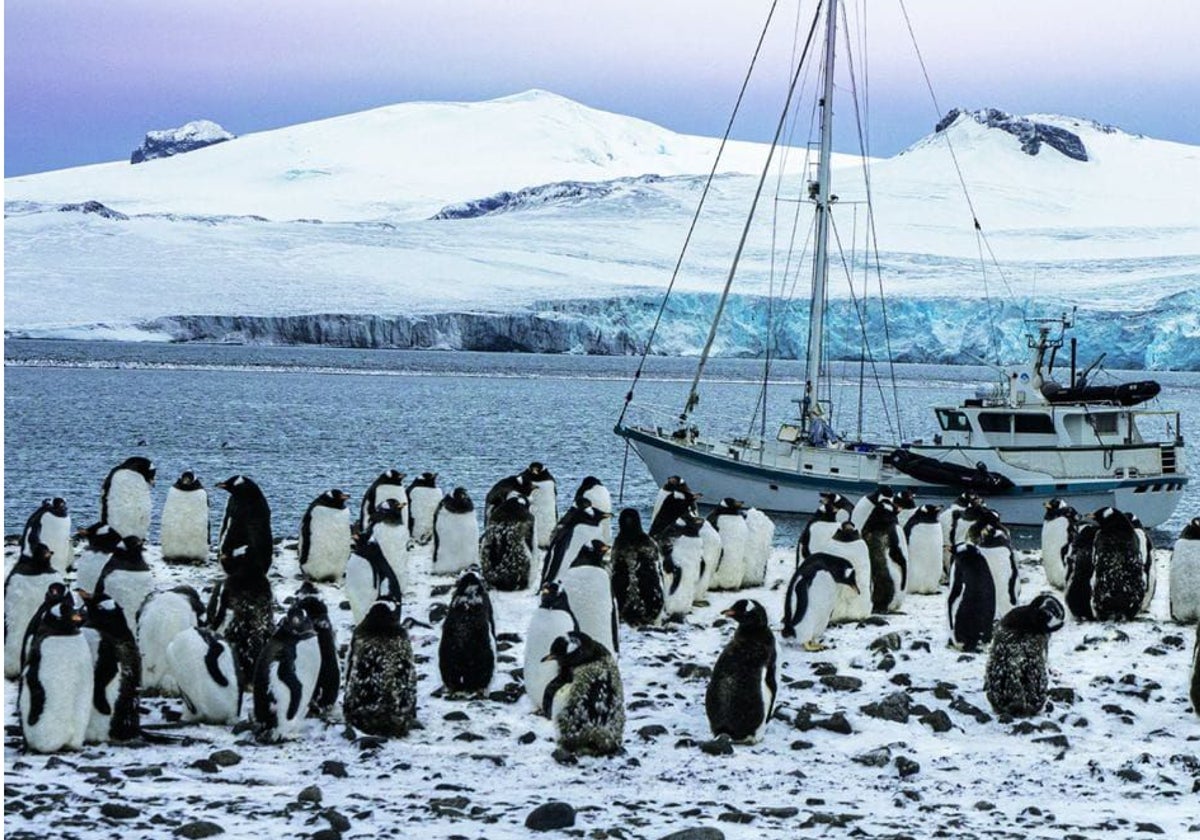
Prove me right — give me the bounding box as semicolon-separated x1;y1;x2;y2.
6;340;1199;545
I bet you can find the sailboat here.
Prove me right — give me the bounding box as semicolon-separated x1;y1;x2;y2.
614;0;1188;528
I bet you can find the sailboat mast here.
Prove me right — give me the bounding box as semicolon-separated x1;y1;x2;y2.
803;0;839;427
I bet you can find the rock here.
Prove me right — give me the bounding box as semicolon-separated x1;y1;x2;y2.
949;696;992;723
676;663;712;680
760;807;800;818
175;821;225;839
852;746;892;767
518;731;538;745
790;740;814;750
815;713;852;735
101;803;140;819
551;748;578;766
819;675;862;692
638;724;669;741
935;107;1091;161
1034;735;1070;749
699;736;734;756
861;691;912;723
1117;768;1144;783
717;811;754;825
209;749;242;767
320;760;348;778
658;830;725;840
443;710;470;721
57;201;128;220
323;809;352;832
895;756;920;778
189;759;219;774
525;801;576;831
298;785;323;804
869;632;902;652
811;662;838;676
919;710;953;733
130;120;234;164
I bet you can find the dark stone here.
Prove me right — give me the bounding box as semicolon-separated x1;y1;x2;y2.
310;831;341;840
1135;824;1165;834
876;654;896;671
175;822;225;839
811;661;838;676
852;746;892;767
760;807;800;818
525;801;576;831
790;740;814;750
101;803;140;819
428;603;449;623
950;696;992;723
190;759;220;774
699;737;734;756
919;710;953;733
657;830;725;840
975;801;995;811
1117;768;1144;783
1048;687;1077;705
323;809;352;832
130;120;234;164
717;811;754;824
57;201;129;220
453;732;485;742
638;725;669;741
676;663;712;681
935;107;1091;161
443;711;470;721
895;756;920;778
209;750;241;767
861;691;913;724
298;785;322;804
320;760;348;778
815;713;852;735
1034;735;1070;749
518;731;538;745
551;748;578;766
869;632;902;652
820;675;863;692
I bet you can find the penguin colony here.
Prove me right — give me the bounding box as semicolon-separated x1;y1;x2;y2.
7;457;1200;764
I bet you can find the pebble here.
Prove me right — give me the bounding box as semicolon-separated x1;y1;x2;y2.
298;785;323;804
525;801;576;831
101;803;140;819
175;821;225;839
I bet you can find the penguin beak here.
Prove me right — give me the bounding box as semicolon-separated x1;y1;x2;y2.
851;583;861;594
720;607;737;619
540;652;557;663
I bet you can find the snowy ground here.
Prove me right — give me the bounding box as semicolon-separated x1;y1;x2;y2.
5;532;1199;839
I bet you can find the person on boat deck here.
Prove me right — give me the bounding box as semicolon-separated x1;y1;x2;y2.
809;416;838;447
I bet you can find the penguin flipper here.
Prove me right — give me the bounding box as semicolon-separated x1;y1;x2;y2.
23;641;47;727
202;631;230;688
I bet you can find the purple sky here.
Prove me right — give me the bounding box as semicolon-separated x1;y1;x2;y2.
6;0;1199;176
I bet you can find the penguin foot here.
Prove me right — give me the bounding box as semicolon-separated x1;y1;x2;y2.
803;641;829;652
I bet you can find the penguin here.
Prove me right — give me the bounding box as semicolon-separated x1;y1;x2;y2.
694;517;723;602
405;472;441;546
825;522;872;624
527;463;560;550
524;581;580;714
1191;623;1200;717
705;599;777;744
894;489;919;529
432;487;480;577
939;491;979;572
559;540;619;656
540;502;611;585
299;488;352;583
1064;521;1099;622
797;500;840;568
81;592;141;743
160;471;210;564
359;469;407;534
1130;513;1155;614
573;475;611;545
707;498;750;591
965;504;1009;546
17;582;69;678
294;584;339;716
20;498;73;574
252;605;321;742
343;595;417;737
1090;506;1146;621
649;478;700;535
851;486;894;532
366;498;410;594
437;567;497;696
741;507;775;588
610;508;665;627
540;631;625;756
955;499;993;547
781;554;859;650
479;492;535;591
1169;517;1200;623
484;470;532;526
904;503;944;595
976;522;1020;619
74;521;124;594
657;517;705;621
207;544;275;688
136;585;204;694
166;627;242;724
95;536;154;638
216;475;273;576
344;537;404;626
984;592;1065;717
19;589;92;753
1040;499;1078;590
818;491;855;523
861;498;908;613
100;456;156;541
946;542;997;652
5;544;65;679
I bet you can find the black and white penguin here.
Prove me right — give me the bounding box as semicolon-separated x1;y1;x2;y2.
946;542;997;652
984;592;1065;717
365;498;409;593
1169;517;1200;623
851;486;894;532
527;463;560;550
19;589;92;753
965;504;1009;546
894;489;919;529
741;507;775;588
299;488;353;583
657;516;705;620
17;582;69;678
81;592;142;743
1130;513;1155;614
904;504;944;595
825;522;872;623
573;475;611;544
818;491;855;523
707;498;750;591
862;498;908;613
782;554;859;650
479;493;535;591
541;631;625;756
165;627;242;724
797;500;840;568
1064;521;1098;622
956;499;995;547
359;469;407;534
649;477;700;534
207;544;276;688
73;521;124;594
524;581;579;713
161;471;209;564
705;599;777;744
136;585;204;694
1191;623;1200;717
432;487;480;577
20;498;73;575
540;502;611;585
95;536;154;638
939;491;979;573
976;522;1020;619
405;472;441;546
1040;499;1077;590
216;475;273;576
1089;506;1146;621
695;515;724;601
344;537;404;626
252;605;321;742
484;470;533;526
294;584;339;716
437;567;497;696
100;456;156;541
610;508;665;627
343;595;417;737
5;544;64;679
560;540;619;656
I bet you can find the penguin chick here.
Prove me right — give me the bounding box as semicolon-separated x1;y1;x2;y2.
984;593;1065;717
541;630;624;756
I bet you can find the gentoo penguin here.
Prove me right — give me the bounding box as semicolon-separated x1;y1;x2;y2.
851;486;894;533
939;491;979;573
541;631;625;756
344;537;403;626
1191;624;1200;717
484;470;533;526
431;487;480;577
437;567;497;696
365;498;409;593
405;472;441;546
74;521;123;594
904;504;944;595
573;475;611;544
826;522;872;623
705;599;777;743
560;540;619;656
610;508;665;627
527;463;560;549
797;500;840;568
695;517;723;601
479;493;536;591
1131;513;1155;614
1169;517;1200;623
1040;499;1078;590
524;581;579;713
540;502;611;585
136;585;205;694
20;498;73;574
782;554;859;650
5;544;64;679
965;504;1009;546
216;475;273;576
166;627;242;724
894;489;919;529
657;517;705;620
946;542;997;652
95;536;154;638
976;523;1020;619
294;584;339;716
862;498;908;613
707;498;750;591
1089;506;1146;621
956;500;995;547
741;507;775;588
100;456;156;541
19;589;92;753
649;477;700;535
359;469;407;534
207;543;276;687
17;582;69;678
81;592;141;743
160;471;209;564
1064;521;1098;622
343;596;417;737
299;488;352;583
818;491;855;523
984;592;1065;717
252;605;321;742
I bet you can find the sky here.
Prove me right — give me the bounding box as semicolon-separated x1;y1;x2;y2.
5;0;1200;177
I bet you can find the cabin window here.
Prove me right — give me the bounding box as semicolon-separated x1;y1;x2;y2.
978;413;1012;433
1086;413;1119;434
936;409;971;432
1014;414;1055;434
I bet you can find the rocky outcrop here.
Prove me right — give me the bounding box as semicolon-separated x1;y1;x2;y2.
57;200;128;220
131;120;234;164
936;108;1093;161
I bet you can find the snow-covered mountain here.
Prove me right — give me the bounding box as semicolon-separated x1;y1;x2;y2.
5;90;1200;368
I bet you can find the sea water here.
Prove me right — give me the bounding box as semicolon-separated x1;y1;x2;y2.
6;339;1199;544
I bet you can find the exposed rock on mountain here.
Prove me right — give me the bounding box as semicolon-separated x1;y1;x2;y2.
131;120;234;164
